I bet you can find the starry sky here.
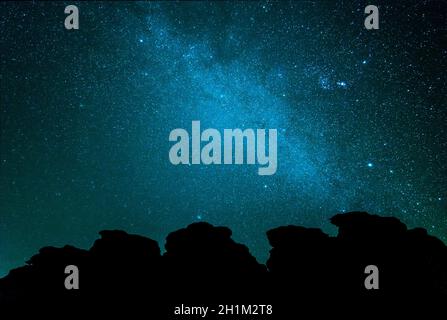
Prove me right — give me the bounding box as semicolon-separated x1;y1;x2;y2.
1;1;446;276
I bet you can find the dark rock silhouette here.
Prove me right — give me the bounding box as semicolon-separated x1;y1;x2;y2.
86;230;162;305
164;222;266;276
0;212;446;317
163;222;266;300
267;225;334;294
0;245;89;305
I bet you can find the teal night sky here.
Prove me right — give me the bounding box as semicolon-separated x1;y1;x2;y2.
1;1;446;276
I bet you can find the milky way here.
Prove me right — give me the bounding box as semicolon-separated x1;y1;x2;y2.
1;1;446;275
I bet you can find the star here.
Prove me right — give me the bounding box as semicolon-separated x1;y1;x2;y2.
336;81;347;88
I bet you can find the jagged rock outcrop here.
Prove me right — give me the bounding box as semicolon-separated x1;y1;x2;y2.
0;212;446;316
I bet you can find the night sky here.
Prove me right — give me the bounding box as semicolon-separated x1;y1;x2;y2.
1;1;446;276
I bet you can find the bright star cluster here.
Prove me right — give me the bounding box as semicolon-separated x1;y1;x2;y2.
0;1;446;275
